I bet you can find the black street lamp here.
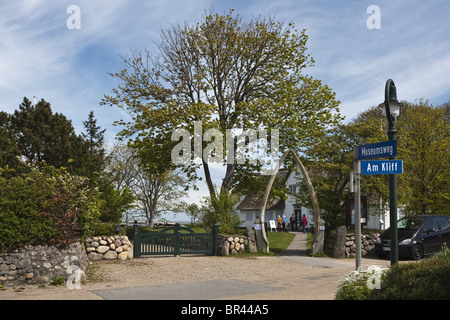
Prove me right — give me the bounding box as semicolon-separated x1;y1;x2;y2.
382;79;401;265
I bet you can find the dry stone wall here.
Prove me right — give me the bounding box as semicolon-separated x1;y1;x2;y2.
84;235;132;260
326;228;380;258
344;233;379;257
217;228;257;256
0;242;88;287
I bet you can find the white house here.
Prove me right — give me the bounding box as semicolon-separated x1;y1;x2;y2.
234;170;315;230
235;169;393;231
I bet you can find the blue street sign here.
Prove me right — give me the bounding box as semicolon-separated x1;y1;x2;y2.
361;160;403;175
358;140;397;160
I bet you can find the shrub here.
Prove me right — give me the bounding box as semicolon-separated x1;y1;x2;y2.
38;172;102;245
201;189;241;234
0;169;56;250
369;246;450;300
336;247;450;300
89;222;117;236
0;167;101;250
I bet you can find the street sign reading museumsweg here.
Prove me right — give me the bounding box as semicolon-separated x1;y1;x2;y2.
358;140;397;160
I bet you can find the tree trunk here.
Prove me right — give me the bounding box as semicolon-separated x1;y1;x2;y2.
221;163;235;194
202;159;216;199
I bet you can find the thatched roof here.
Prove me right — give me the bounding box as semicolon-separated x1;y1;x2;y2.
236;170;290;211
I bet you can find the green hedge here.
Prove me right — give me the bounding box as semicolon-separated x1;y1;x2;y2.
0;168;101;251
369;248;450;300
335;247;450;300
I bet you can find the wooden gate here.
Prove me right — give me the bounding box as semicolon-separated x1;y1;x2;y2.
133;223;219;257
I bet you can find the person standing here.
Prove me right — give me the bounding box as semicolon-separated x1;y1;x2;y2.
277;215;283;232
282;215;287;232
290;214;296;231
301;214;308;234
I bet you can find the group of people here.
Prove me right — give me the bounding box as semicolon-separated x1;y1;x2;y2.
277;213;307;234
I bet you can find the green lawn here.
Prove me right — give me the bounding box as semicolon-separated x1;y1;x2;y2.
266;231;296;255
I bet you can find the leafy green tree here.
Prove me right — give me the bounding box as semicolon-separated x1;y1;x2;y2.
295;124;353;228
176;201;213;224
297;101;450;227
79;111;107;177
295;106;389;228
77;112;134;224
7;99;134;225
105;143;188;227
10;97;77;170
102;10;342;203
96;176;135;223
37;168;102;244
0;111;23;173
182;202;202;224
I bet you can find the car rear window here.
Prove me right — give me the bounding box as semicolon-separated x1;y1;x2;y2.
422;217;440;232
437;217;450;231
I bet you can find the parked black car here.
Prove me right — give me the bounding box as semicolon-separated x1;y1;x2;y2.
375;215;450;260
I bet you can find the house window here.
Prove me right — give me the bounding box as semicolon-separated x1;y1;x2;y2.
289;184;297;194
246;211;254;222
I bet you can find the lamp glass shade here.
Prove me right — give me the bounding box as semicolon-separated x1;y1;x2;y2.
389;103;400;117
381;102;400;117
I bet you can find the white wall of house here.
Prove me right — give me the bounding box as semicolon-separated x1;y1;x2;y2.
284;171;314;228
285;171;300;219
364;204;388;230
237;209;284;229
363;202;405;231
236;171;315;229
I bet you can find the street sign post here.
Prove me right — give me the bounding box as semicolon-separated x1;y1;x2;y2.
352;141;403;270
361;160;403;175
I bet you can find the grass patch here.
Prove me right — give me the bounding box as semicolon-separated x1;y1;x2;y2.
50;276;66;286
222;231;296;258
306;232;313;256
267;231;296;255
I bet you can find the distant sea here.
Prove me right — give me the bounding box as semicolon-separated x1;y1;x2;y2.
173;221;192;225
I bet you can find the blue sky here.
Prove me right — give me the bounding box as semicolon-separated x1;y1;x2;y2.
1;1;449;220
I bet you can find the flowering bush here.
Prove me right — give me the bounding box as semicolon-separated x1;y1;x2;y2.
37;172;101;246
335;265;388;300
0;167;101;250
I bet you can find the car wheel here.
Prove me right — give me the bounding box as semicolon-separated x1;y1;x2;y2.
410;244;423;260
